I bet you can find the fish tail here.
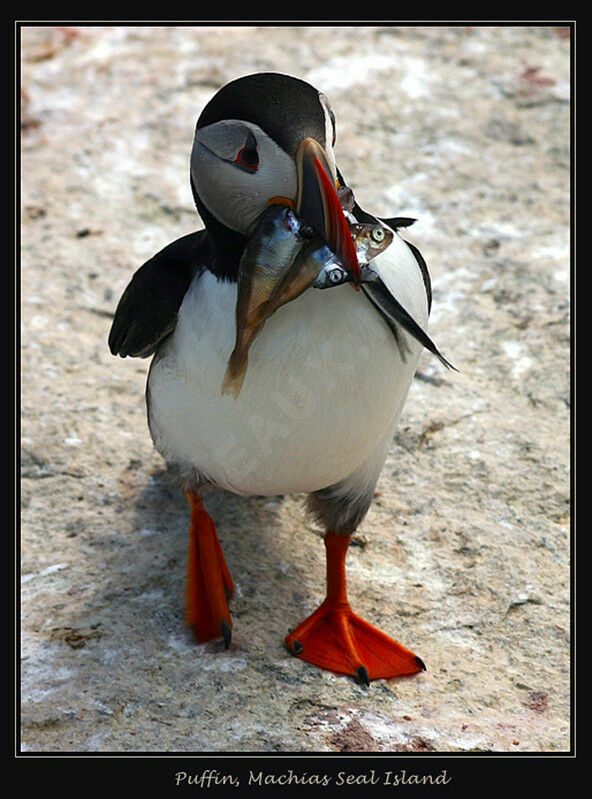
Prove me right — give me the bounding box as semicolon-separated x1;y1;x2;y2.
221;349;248;398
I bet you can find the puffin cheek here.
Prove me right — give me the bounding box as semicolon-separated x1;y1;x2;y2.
191;163;257;235
234;164;297;236
227;189;269;235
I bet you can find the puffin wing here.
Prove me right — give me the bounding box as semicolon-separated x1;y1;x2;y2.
381;215;417;230
379;217;432;314
351;202;453;370
108;230;211;358
361;279;455;370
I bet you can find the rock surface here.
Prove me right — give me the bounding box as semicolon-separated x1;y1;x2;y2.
20;24;571;756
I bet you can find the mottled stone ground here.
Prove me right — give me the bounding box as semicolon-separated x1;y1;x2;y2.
20;24;570;759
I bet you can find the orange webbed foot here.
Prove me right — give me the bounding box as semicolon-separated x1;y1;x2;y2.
285;533;425;684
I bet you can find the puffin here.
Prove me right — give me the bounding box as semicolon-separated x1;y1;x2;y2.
109;72;450;685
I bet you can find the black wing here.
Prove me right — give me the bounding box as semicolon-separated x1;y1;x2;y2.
335;166;448;368
381;216;417;230
360;281;456;371
343;184;433;316
108;230;211;358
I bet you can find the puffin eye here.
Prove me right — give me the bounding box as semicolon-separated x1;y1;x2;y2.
234;133;259;171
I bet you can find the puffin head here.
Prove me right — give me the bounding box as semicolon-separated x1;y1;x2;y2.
190;72;359;280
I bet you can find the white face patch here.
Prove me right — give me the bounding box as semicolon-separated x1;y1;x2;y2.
191;120;297;235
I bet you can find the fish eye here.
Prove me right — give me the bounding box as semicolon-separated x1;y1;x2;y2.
329;268;344;283
372;227;385;242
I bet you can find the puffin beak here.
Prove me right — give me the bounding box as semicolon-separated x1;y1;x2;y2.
294;138;360;284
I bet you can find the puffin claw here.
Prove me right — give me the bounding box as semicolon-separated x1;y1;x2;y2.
290;639;304;656
221;620;232;650
356;665;370;687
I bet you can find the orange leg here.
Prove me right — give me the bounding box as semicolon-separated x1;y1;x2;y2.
285;532;425;684
184;490;235;647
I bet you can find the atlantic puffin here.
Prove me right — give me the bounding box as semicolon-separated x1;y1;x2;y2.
109;72;450;685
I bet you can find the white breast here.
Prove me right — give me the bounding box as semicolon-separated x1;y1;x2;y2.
147;230;428;496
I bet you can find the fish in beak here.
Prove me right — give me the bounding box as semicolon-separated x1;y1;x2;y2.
294;138;360;285
221;205;307;398
221;208;393;399
248;219;393;326
221;140;366;399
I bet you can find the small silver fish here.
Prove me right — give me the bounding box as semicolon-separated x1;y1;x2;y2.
253;218;393;314
222;209;393;397
221;205;307;398
313;259;348;288
311;221;392;289
313;260;380;289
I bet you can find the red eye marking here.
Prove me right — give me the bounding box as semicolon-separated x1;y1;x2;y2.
234;137;259;171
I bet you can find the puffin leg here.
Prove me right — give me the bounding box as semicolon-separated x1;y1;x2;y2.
285;532;425;683
184;489;235;647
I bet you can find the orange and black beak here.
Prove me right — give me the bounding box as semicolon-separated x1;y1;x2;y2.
293;138;360;285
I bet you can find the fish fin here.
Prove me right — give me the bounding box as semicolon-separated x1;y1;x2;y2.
221;357;247;398
361;282;457;371
221;346;249;398
221;320;266;398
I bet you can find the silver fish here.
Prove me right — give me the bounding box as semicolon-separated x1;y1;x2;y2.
313;260;380;289
222;208;393;397
221;204;307;398
311;221;392;288
246;218;392;326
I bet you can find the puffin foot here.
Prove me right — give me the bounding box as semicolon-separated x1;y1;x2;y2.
285;532;425;683
285;599;424;683
184;490;235;647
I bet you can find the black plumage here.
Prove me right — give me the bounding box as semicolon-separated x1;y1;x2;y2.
109;231;210;358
